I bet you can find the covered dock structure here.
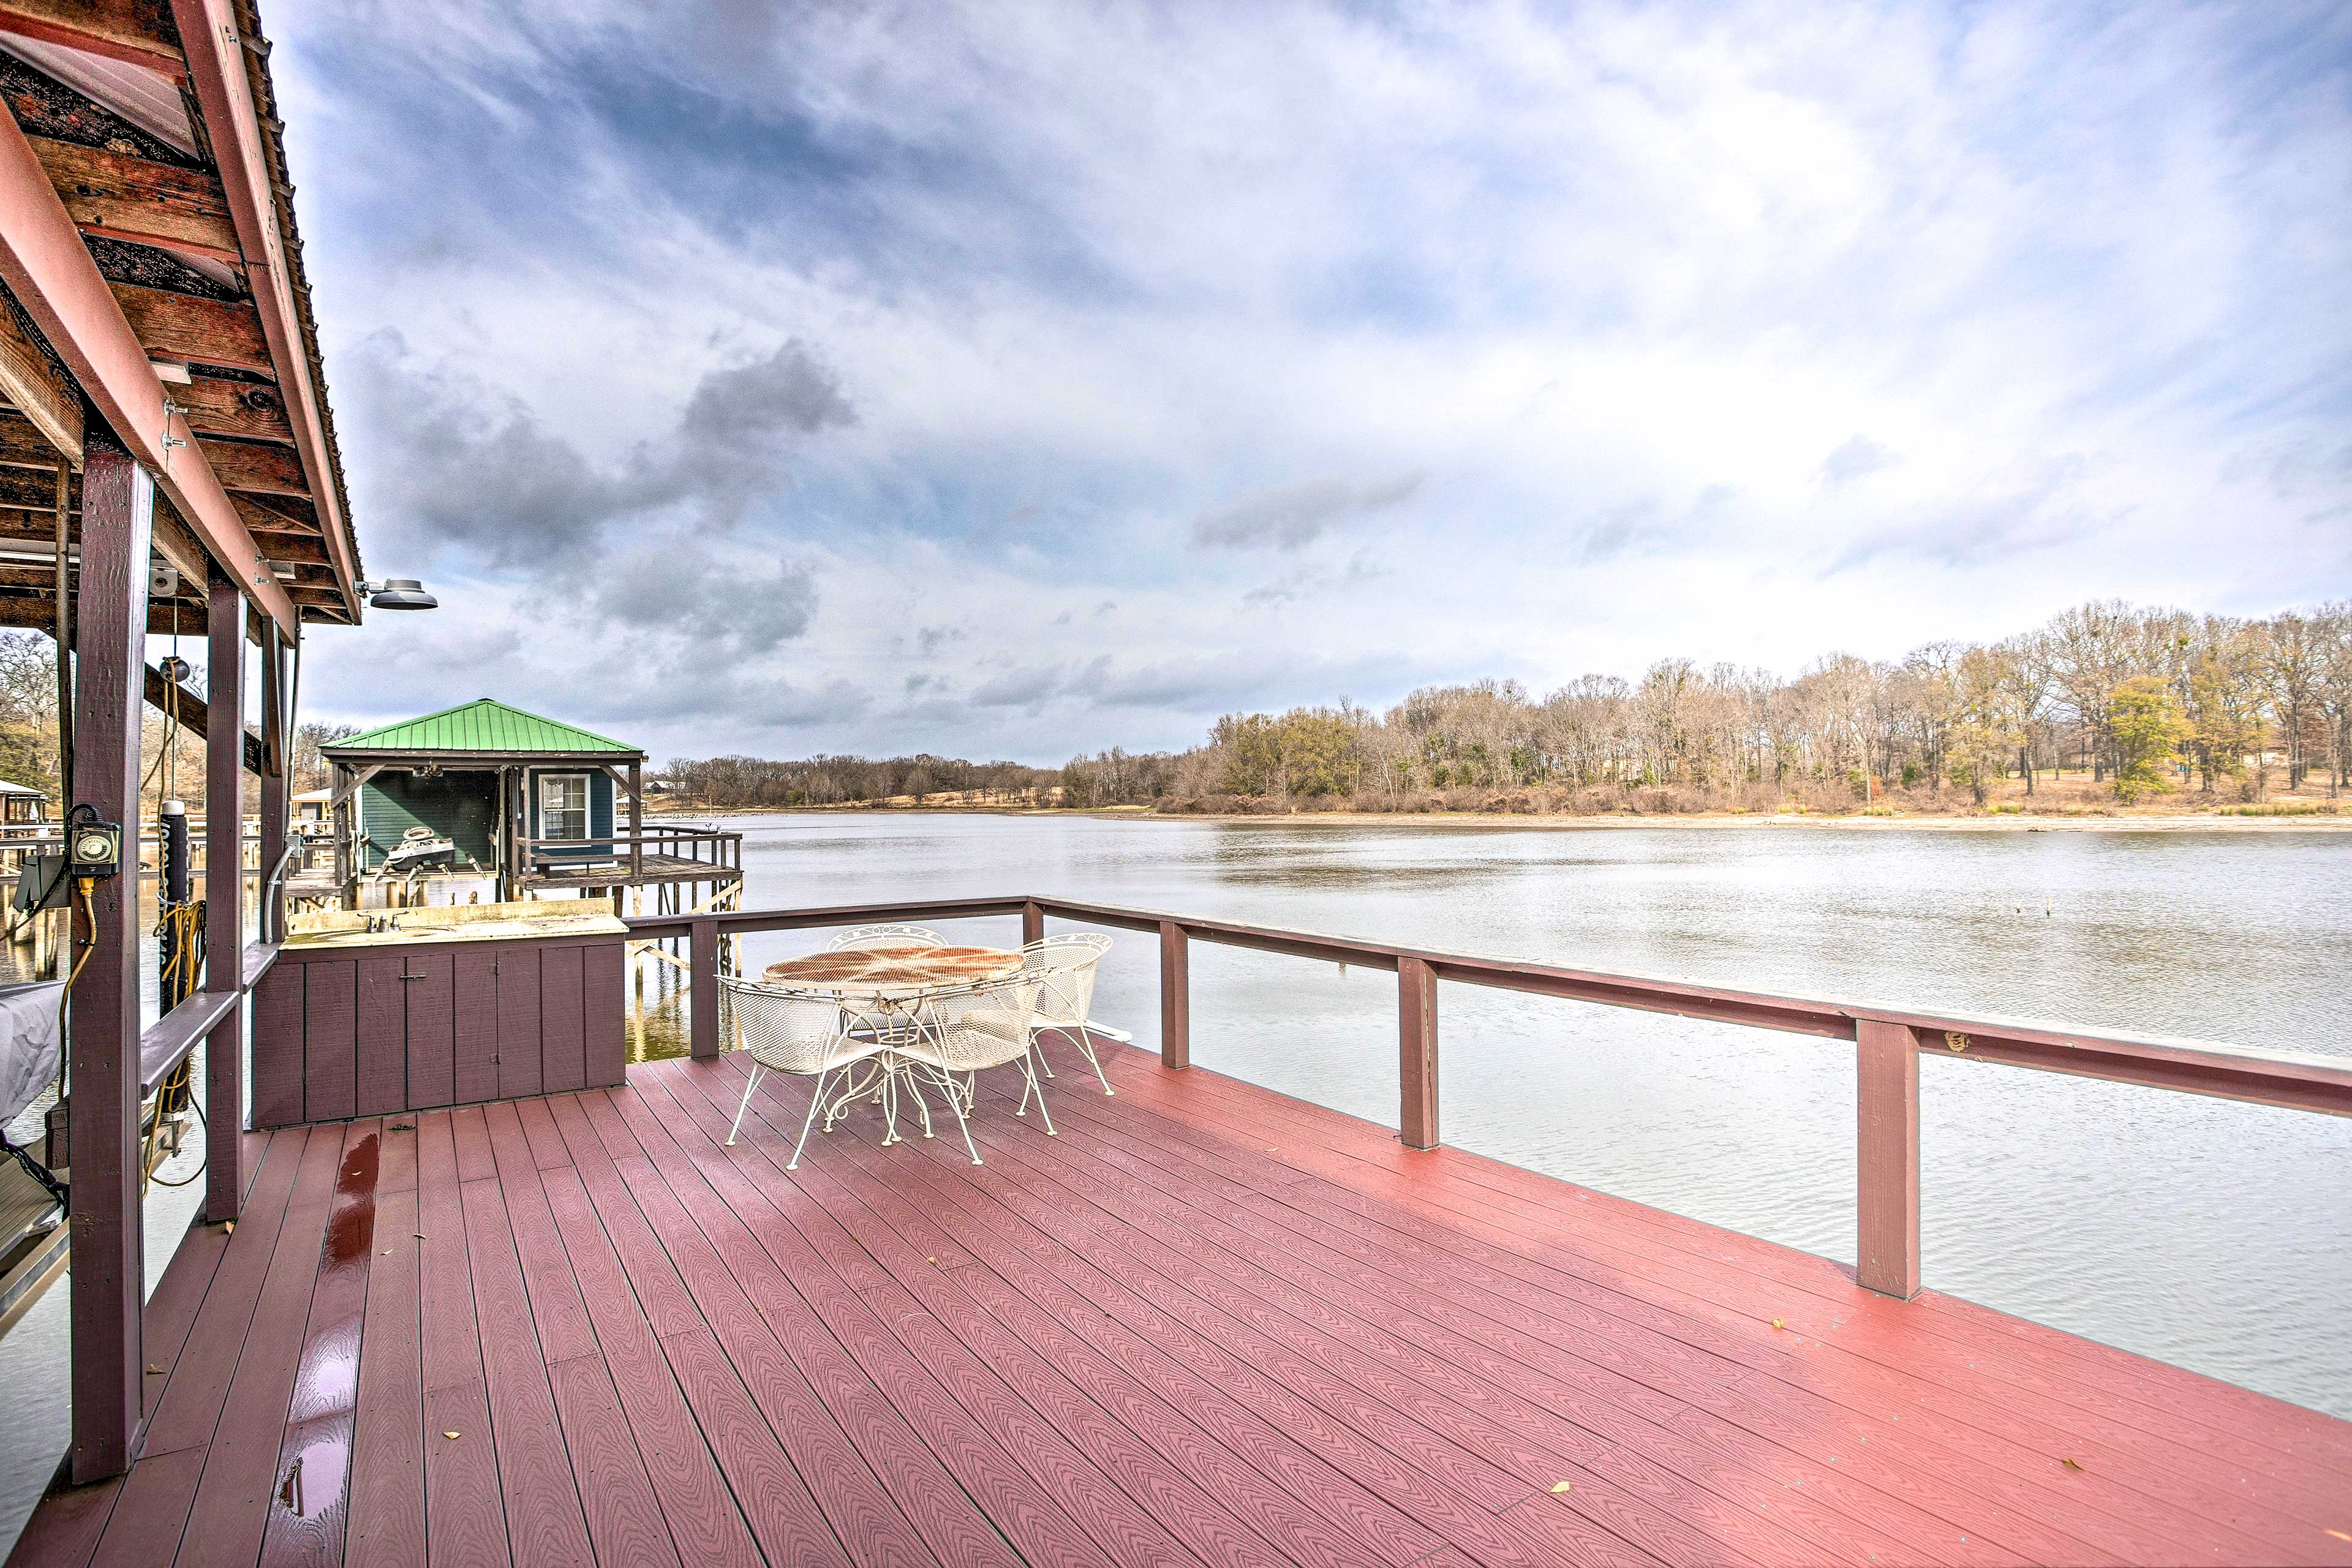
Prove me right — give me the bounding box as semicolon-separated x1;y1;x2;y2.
305;698;741;912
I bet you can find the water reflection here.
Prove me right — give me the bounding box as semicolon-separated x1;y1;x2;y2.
695;813;2351;1418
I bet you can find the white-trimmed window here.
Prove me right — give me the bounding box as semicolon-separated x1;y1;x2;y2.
540;774;589;840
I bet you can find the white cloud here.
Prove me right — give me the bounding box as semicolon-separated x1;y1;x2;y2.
274;0;2352;762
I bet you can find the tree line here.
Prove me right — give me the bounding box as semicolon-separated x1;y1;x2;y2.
1055;599;2352;813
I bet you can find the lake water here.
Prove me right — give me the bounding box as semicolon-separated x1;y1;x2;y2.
712;811;2352;1420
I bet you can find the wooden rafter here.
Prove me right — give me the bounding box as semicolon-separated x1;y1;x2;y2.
0;109;299;635
172;0;358;609
0;285;80;461
28;134;239;261
0;1;183;80
196;432;305;495
172;369;292;441
107;278;271;372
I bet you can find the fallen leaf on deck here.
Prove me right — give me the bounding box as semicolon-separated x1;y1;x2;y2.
2061;1458;2083;1472
414;1233;427;1240
442;1431;461;1441
1550;1481;1572;1494
222;1222;233;1234
381;1249;393;1256
145;1365;164;1375
1770;1318;1785;1330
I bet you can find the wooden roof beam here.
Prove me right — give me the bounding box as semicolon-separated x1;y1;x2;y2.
28;134;240;262
0;2;185;81
196;432;303;495
108;279;270;373
0;110;298;638
170;0;357;614
0;287;80;462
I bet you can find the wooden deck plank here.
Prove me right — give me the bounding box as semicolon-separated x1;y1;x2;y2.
418;1382;505;1567
257;1120;384;1567
140;1129;313;1458
412;1113;510;1565
18;1041;2352;1568
454;1168;596;1567
1036;1071;2168;1561
1;1474;118;1568
543;1352;682;1568
1110;1042;2352;1483
794;1065;1776;1568
1102;1047;2352;1553
657;1058;1589;1568
171;1127;343;1566
630;1068;1195;1568
659;1060;1596;1568
537;1161;774;1568
344;1189;423;1568
600;1086;1026;1568
514;1096;570;1170
1063;1071;2315;1565
569;1090;926;1568
478;1102;597;1365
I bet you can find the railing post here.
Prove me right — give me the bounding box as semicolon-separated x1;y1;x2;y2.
69;429;151;1483
203;563;245;1223
1856;1019;1921;1300
1158;919;1189;1069
1021;900;1043;947
1398;956;1438;1150
690;918;720;1058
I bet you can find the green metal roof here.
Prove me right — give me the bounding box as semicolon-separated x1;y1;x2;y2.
325;698;639;757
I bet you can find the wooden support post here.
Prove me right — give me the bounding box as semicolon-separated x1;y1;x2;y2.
1158;919;1189;1070
69;427;151;1483
1021;900;1043;947
628;759;643;881
1398;954;1439;1150
256;624;284;938
1856;1019;1921;1300
52;457;70;789
203;564;243;1221
690;918;720;1058
330;756;350;905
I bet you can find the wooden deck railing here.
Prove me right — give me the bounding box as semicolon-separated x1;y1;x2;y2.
624;894;2352;1302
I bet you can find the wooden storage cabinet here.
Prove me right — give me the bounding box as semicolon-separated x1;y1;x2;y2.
252;936;625;1128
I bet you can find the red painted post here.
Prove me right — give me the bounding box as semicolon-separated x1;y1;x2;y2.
690;917;720;1058
69;429;151;1482
1398;956;1439;1150
1158;919;1189;1069
203;564;244;1223
257;621;285;940
1021;900;1043;947
1856;1019;1921;1300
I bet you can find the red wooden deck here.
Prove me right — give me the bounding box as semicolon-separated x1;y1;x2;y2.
12;1036;2352;1567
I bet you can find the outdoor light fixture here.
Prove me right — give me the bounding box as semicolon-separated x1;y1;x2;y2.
360;577;439;610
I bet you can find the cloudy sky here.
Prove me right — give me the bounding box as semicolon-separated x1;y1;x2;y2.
271;1;2352;764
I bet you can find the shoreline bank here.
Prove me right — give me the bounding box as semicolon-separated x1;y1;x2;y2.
648;803;2352;833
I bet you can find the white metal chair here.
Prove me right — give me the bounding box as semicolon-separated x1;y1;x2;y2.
826;924;946;951
718;975;883;1167
1022;933;1115;1095
891;972;1050;1164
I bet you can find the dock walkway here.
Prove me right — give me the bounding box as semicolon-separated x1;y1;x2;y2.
11;1039;2350;1566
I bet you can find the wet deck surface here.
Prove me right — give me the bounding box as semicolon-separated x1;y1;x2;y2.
10;1037;2352;1566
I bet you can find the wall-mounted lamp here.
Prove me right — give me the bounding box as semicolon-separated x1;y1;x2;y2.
360;577;439;610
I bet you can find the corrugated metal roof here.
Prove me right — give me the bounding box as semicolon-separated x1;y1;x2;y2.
326;699;638;756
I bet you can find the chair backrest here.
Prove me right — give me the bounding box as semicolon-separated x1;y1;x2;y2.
923;973;1044;1073
720;976;854;1074
826;924;946;951
1022;933;1110;1027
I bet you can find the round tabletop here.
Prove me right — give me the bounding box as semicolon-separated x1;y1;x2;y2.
761;944;1024;1000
